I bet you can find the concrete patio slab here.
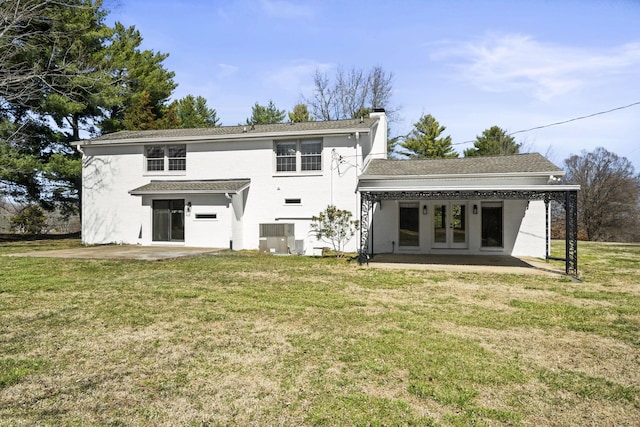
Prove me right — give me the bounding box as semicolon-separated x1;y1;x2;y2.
366;254;566;277
5;245;566;276
5;245;225;261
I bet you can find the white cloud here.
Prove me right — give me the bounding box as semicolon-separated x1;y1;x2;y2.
431;34;640;101
217;63;239;78
259;0;315;20
265;60;335;98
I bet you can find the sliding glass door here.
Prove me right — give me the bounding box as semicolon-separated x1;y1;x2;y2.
152;199;184;242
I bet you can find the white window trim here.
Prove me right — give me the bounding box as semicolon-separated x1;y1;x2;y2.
144;144;187;175
274;139;323;175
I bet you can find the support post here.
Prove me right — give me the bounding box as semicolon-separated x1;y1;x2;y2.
359;193;373;264
545;198;550;260
565;190;579;277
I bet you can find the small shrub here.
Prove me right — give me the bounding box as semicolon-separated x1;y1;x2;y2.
311;205;359;257
10;205;47;234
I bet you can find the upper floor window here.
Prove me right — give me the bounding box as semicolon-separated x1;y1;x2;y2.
146;145;186;172
276;142;297;172
275;139;322;173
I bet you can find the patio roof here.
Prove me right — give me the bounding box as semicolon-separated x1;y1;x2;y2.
357;153;577;196
360;153;563;178
129;179;250;195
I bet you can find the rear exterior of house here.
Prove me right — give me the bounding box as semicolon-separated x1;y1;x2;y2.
78;109;577;273
357;154;579;268
78;112;388;254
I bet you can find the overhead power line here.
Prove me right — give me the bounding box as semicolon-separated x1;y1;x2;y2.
452;101;640;146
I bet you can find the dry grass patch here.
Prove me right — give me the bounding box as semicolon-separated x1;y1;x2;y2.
1;240;638;426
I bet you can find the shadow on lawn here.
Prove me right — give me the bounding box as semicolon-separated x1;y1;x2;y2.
0;232;80;243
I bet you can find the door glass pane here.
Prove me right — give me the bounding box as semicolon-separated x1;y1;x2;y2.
170;200;185;241
452;204;466;243
399;205;419;246
153;200;170;241
433;204;446;243
482;204;503;247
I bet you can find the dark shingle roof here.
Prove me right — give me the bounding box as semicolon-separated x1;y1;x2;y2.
87;118;376;144
129;179;250;195
361;153;562;177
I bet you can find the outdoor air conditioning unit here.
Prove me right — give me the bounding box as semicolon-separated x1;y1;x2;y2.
259;223;295;254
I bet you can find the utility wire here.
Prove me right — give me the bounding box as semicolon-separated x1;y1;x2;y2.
452;101;640;146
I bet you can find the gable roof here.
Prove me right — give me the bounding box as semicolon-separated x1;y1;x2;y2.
129;179;250;195
361;153;563;178
81;118;377;146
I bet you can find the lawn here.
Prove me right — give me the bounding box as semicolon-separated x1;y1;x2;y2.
0;239;638;426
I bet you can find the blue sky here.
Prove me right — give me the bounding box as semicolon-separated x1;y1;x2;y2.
105;0;640;169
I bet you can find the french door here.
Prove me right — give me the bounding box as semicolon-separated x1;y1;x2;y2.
433;202;467;249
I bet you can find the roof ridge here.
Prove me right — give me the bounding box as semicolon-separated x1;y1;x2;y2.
379;153;542;162
363;152;561;175
86;117;377;143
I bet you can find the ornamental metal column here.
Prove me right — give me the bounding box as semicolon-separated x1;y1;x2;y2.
565;190;579;277
359;193;374;264
545;198;550;260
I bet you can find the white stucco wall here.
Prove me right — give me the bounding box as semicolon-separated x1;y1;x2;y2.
512;200;546;258
81;145;149;245
369;198;545;257
81;132;367;253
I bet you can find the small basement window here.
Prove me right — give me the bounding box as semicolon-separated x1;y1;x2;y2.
285;198;302;205
195;213;217;219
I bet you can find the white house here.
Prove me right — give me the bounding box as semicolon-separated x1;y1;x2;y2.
78;110;579;274
78;111;388;255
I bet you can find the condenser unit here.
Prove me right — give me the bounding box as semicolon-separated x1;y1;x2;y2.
259;223;295;254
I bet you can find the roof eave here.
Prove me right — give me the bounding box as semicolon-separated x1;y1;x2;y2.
128;180;251;196
81;127;372;147
357;184;581;192
359;170;565;180
129;188;242;196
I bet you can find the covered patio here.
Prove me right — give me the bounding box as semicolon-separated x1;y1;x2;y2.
359;189;579;277
357;155;580;278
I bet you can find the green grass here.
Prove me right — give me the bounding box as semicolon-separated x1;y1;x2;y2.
0;240;638;426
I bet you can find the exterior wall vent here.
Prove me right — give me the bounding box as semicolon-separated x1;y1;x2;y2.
259;223;295;254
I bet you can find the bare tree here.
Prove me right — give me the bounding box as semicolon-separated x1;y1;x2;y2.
564;147;640;242
334;68;367;120
368;65;393;111
306;65;396;121
309;70;334;121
